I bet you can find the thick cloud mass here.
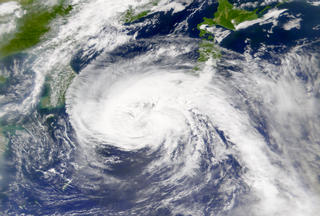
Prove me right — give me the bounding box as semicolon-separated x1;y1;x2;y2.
66;42;320;215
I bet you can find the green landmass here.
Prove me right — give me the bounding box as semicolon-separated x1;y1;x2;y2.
18;0;35;7
122;0;161;24
39;68;75;110
196;27;221;65
0;0;76;109
0;76;6;84
198;39;221;62
0;2;72;58
0;123;22;135
194;0;285;65
39;80;62;110
0;0;13;3
0;0;33;5
0;122;23;154
123;6;150;23
198;0;284;31
201;0;258;30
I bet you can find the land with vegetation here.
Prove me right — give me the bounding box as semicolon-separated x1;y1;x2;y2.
0;0;72;58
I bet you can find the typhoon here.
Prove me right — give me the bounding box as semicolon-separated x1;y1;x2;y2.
0;0;320;216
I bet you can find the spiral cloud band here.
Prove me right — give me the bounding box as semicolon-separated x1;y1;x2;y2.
65;42;320;215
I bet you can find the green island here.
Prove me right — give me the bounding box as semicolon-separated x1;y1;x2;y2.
199;0;259;31
0;1;72;58
1;0;35;7
39;67;75;110
0;121;23;155
39;82;55;109
195;0;283;65
197;39;221;62
0;75;6;84
195;0;261;65
123;6;150;23
122;0;160;23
